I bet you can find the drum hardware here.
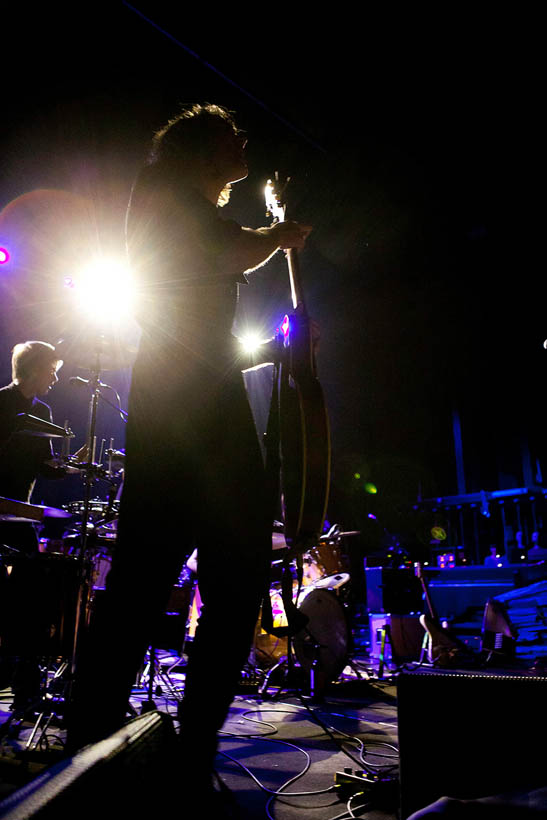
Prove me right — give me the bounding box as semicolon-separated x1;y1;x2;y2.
0;553;80;744
136;561;196;709
23;659;71;751
138;645;184;713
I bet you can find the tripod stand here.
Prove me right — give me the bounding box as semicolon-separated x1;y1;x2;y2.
138;645;184;714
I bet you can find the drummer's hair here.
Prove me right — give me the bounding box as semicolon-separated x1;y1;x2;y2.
147;103;238;207
11;341;60;382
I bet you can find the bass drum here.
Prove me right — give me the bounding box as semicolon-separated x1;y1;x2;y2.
255;574;351;680
292;582;350;693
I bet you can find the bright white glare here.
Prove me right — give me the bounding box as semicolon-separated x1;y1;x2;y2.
239;332;264;354
70;258;135;322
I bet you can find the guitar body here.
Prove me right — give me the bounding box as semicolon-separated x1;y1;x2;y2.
279;315;331;549
265;176;331;550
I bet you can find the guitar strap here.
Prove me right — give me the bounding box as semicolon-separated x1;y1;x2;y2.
261;353;308;637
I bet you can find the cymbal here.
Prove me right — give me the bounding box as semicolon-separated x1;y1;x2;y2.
16;413;74;439
0;496;72;523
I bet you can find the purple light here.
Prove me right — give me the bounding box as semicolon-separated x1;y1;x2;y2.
368;513;377;520
281;314;290;337
63;275;75;288
0;247;10;264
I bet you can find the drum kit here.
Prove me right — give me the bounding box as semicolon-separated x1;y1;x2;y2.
2;500;359;725
164;527;356;699
252;524;359;696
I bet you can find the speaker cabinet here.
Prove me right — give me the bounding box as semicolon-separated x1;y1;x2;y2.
0;711;177;819
397;667;547;818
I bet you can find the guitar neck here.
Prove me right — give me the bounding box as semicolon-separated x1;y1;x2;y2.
264;176;308;314
415;562;438;621
286;248;307;315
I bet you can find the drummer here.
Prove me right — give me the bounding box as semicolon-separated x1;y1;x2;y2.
0;341;84;705
0;340;87;556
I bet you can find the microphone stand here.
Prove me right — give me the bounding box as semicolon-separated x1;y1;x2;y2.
66;342;127;704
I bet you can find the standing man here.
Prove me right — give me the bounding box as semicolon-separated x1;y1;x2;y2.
68;104;311;796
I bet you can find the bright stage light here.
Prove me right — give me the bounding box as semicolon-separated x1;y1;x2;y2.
0;247;10;264
67;258;135;323
239;331;264;354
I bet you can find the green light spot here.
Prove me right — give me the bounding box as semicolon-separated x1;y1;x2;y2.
354;472;361;479
364;482;378;494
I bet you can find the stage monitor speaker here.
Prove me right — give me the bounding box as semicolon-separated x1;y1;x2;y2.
0;711;177;819
397;667;547;819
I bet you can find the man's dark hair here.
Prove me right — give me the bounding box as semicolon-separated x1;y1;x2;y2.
149;103;236;165
147;103;238;206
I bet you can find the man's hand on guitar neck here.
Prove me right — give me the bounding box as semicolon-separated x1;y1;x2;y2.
271;220;312;250
220;221;312;275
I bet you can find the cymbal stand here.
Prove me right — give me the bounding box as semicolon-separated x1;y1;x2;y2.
140;645;159;713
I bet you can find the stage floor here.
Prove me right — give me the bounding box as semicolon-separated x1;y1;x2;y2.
0;650;400;820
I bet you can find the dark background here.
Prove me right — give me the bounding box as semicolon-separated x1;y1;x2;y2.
0;5;543;556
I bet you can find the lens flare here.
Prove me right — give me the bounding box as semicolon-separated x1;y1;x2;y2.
69;258;135;322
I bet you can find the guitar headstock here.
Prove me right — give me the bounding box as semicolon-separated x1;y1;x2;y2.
265;172;291;224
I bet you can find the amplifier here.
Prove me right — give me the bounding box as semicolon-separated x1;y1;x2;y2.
398;666;547;818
